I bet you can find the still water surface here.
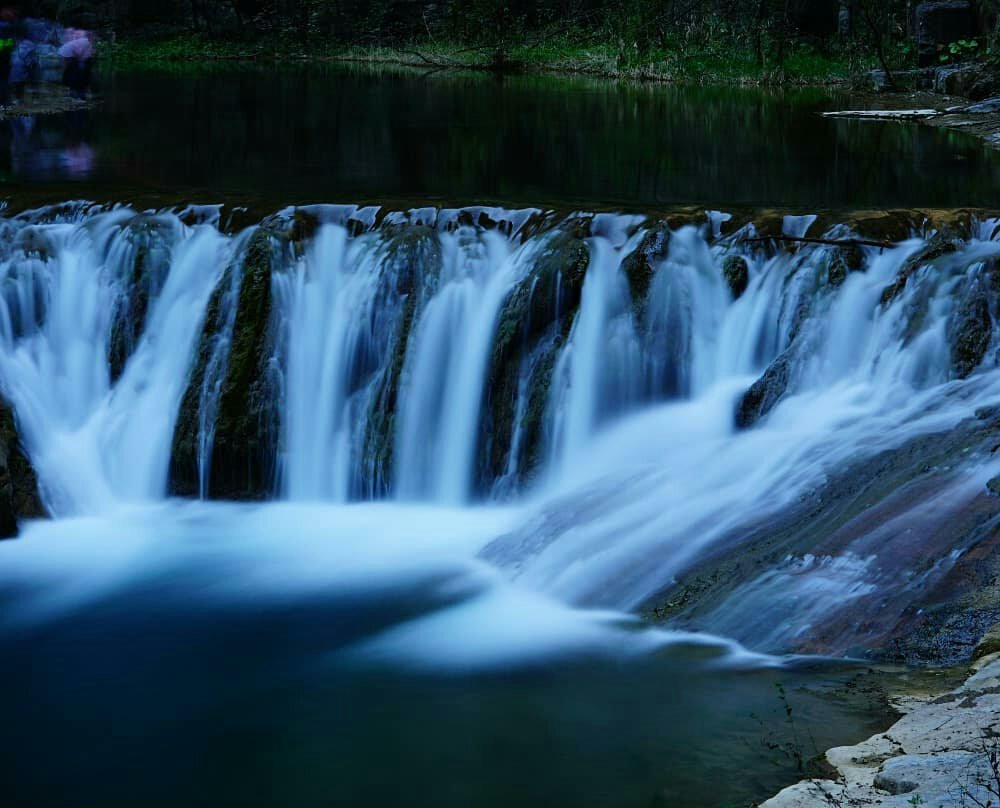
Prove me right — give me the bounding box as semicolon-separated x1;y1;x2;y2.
0;64;996;209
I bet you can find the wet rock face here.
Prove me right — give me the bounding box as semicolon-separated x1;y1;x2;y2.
734;350;791;429
621;225;670;315
0;403;43;538
484;228;590;486
722;255;749;299
363;227;444;495
170;229;281;500
948;287;992;378
827;244;864;286
879;230;963;307
916;1;976;67
109;216;177;383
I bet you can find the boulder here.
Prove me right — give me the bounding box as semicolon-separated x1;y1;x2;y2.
621;224;669;316
933;62;977;94
967;66;1000;101
722;255;749;299
734;350;792;429
917;1;976;67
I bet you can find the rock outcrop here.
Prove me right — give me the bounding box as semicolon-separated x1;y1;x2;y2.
0;402;43;538
170;228;283;499
879;230;963;307
916;1;976;67
948;283;993;378
734;350;792;428
622;224;670;316
484;226;590;487
761;654;1000;807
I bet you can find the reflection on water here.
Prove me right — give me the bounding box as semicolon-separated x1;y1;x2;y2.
0;64;997;208
1;109;95;181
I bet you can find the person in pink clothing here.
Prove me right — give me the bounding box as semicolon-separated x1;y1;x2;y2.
59;26;93;99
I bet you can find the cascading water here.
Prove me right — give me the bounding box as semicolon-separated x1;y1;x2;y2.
0;208;228;513
0;201;999;657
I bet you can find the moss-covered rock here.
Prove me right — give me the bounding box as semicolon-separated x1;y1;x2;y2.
621;225;670;315
485;229;590;484
0;402;43;538
734;350;792;429
170;229;282;500
827;243;865;287
879;231;963;307
722;255;749;299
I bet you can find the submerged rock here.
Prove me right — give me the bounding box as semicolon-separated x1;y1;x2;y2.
722;255;749;299
0;402;43;538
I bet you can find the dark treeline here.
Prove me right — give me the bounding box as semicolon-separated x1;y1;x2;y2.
18;1;1000;74
44;0;889;43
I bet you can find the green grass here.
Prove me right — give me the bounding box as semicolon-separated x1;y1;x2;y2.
106;32;868;86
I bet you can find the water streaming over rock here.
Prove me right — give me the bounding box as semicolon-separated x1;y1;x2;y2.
1;202;999;655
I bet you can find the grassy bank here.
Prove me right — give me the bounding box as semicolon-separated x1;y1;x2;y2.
105;33;864;85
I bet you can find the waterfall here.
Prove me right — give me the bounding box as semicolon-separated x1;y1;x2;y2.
394;227;518;502
1;202;999;653
0;209;227;513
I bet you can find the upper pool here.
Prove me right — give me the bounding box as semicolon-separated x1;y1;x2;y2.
1;64;997;210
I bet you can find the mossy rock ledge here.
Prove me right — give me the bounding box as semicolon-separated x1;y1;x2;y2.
483;228;590;487
0;402;43;538
362;226;444;495
170;228;283;500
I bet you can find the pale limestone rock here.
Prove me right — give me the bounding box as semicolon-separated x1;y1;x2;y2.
760;657;1000;808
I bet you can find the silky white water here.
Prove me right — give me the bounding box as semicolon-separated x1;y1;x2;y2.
0;203;998;655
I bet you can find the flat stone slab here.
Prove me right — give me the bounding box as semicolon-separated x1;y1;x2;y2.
822;109;942;120
966;97;1000;113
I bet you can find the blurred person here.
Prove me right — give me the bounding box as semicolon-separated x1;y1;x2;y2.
10;24;38;103
0;7;18;108
59;27;92;100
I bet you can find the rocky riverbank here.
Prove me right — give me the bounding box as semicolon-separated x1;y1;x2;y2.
761;645;1000;808
0;89;98;120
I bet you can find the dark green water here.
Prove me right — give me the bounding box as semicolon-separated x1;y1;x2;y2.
0;550;892;808
1;63;998;209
